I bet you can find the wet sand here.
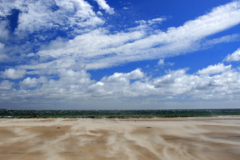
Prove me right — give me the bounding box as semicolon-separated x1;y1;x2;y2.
0;117;240;160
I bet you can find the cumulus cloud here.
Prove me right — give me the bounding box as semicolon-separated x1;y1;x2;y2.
57;69;92;84
224;48;240;62
8;64;240;101
101;68;144;83
20;77;47;88
151;67;240;99
1;68;26;79
83;65;240;100
94;0;114;14
197;63;231;75
2;61;240;107
87;69;144;97
0;80;13;90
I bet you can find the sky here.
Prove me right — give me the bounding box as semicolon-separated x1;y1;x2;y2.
0;0;240;110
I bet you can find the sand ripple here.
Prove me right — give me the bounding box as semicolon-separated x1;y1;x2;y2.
0;117;240;160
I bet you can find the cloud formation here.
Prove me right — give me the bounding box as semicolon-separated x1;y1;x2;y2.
158;59;165;66
20;77;47;89
1;68;26;79
0;80;13;90
0;0;104;36
94;0;114;14
0;20;9;40
14;1;240;71
197;63;231;75
1;62;240;108
1;0;240;109
225;48;240;62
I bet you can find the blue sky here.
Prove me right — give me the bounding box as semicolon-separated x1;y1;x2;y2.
0;0;240;109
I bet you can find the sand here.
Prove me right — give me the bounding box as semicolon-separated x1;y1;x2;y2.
0;117;240;160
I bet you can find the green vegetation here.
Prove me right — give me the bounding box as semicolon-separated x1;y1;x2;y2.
0;109;240;119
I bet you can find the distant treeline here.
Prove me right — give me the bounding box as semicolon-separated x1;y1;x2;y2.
0;109;240;118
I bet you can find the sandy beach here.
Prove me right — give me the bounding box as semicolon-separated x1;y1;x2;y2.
0;117;240;160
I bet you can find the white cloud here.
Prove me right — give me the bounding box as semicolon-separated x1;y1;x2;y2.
94;0;114;14
17;1;240;70
0;20;9;40
204;34;240;46
224;48;240;62
2;68;26;79
57;69;92;84
97;11;103;15
20;77;47;88
3;62;240;107
2;1;240;108
158;59;164;65
87;69;145;98
0;80;13;90
84;65;240;100
147;18;166;25
26;53;35;57
151;68;240;99
101;68;144;83
0;0;104;36
197;63;231;75
123;7;128;10
135;18;166;25
0;43;7;62
29;28;146;69
157;59;174;66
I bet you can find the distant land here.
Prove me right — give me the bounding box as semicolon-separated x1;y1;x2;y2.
0;109;240;119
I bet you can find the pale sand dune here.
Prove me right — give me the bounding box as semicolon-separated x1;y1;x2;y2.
0;117;240;160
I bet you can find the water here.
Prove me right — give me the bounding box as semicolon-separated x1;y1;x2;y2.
0;109;240;118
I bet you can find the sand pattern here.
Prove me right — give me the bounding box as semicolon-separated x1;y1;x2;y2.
0;117;240;160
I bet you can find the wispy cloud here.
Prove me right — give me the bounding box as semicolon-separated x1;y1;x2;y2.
157;59;174;66
203;34;240;46
15;1;240;70
94;0;114;14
